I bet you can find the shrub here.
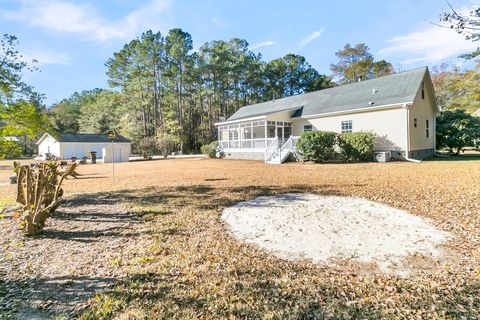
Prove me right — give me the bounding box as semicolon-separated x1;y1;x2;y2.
201;141;219;158
436;110;480;155
135;137;159;159
14;161;76;236
337;131;375;162
297;131;337;162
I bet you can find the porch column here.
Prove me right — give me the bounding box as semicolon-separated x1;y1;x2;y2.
264;121;267;149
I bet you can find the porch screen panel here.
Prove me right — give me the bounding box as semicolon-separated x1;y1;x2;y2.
252;123;265;139
267;121;276;138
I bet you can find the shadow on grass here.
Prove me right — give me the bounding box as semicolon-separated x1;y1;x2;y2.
0;275;117;319
426;153;480;162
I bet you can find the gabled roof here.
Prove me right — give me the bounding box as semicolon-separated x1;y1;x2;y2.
226;67;429;122
37;133;130;144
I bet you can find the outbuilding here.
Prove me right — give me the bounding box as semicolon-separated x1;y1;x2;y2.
36;133;131;163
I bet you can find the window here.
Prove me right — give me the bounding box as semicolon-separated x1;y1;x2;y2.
426;119;429;138
421;81;425;99
267;124;276;138
303;125;313;132
341;120;352;133
414;118;417;128
284;126;292;138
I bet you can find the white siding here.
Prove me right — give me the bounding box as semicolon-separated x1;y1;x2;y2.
292;107;409;152
59;142;131;162
102;143;131;163
408;77;436;152
38;135;60;156
266;111;296;122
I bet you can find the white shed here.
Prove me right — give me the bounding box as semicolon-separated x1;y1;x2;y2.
36;133;131;163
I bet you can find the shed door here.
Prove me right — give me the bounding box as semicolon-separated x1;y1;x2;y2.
114;147;123;162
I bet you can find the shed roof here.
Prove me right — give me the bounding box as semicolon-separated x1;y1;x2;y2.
58;133;130;143
226;67;429;122
37;133;130;144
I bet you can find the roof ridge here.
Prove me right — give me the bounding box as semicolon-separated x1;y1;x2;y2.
226;66;428;122
238;67;428;110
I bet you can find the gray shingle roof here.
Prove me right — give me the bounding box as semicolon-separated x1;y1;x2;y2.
226;67;428;121
58;133;130;143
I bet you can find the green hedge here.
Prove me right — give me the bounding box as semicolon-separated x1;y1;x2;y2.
297;130;375;163
296;131;337;162
201;141;219;158
337;132;375;162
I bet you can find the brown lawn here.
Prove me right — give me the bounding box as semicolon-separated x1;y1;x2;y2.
0;157;479;319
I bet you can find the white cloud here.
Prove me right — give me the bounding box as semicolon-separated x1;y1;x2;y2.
298;29;324;48
380;18;478;64
250;41;275;50
21;48;70;65
2;0;172;42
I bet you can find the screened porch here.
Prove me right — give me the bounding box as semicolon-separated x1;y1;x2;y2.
218;119;292;151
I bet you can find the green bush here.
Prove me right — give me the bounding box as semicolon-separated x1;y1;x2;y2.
297;131;337;162
136;137;159;159
338;131;375;162
201;141;219;158
436;110;480;155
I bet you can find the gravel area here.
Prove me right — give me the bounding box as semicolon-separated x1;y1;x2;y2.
222;193;453;275
0;194;144;319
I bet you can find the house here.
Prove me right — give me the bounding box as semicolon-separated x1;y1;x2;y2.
36;133;131;163
215;67;438;163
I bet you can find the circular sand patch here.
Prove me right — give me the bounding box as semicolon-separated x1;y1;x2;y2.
222;194;452;275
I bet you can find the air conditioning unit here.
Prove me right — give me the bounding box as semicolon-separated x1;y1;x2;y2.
374;151;391;162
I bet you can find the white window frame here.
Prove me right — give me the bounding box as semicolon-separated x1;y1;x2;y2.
341;120;352;133
303;124;313;132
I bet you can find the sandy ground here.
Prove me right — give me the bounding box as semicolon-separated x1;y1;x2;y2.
222;193;453;275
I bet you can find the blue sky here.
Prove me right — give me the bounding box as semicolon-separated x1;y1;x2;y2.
1;0;479;105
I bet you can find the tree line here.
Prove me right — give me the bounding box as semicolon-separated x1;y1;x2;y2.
1;2;479;158
48;29;396;154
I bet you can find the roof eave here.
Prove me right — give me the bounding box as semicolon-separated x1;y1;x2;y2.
36;132;55;145
217;106;303;125
214;115;267;126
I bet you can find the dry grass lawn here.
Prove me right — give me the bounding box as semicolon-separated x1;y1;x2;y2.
1;156;480;319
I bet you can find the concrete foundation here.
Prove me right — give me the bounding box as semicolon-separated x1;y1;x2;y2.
408;148;434;160
223;151;265;161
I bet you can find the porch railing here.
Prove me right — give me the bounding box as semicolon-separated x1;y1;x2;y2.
219;138;270;150
264;137;279;162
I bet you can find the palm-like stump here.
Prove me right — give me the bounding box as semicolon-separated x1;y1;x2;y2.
14;162;77;236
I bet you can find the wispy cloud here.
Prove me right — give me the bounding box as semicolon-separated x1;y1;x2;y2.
21;48;70;65
2;0;172;42
379;6;478;64
250;41;275;50
298;28;324;48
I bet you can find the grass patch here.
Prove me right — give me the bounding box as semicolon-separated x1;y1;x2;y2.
2;158;479;318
